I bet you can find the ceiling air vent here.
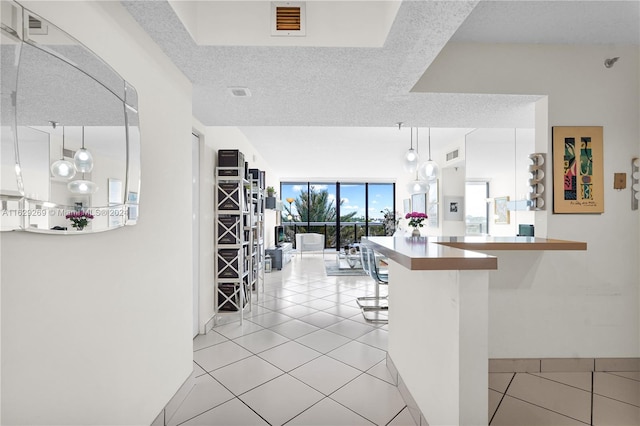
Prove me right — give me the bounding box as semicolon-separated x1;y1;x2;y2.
271;2;306;37
227;87;251;97
446;148;460;163
28;14;48;35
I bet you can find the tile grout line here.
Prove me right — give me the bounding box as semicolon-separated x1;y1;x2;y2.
528;371;593;393
504;392;592;425
592;390;640;409
489;372;515;425
590;371;594;426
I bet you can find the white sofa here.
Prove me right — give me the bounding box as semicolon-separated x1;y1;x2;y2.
295;233;325;257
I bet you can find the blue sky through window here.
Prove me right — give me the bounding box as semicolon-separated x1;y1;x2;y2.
280;182;394;221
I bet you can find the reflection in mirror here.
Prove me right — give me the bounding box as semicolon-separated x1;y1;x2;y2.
0;4;140;233
465;128;534;237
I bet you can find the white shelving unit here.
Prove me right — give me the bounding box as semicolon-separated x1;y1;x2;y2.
248;176;265;300
215;166;251;323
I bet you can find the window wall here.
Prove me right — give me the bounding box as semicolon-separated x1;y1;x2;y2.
280;182;395;250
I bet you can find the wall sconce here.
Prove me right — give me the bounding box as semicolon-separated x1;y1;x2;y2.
528;153;545;210
632;158;639;210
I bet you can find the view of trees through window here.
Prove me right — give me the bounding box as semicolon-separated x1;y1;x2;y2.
281;182;395;250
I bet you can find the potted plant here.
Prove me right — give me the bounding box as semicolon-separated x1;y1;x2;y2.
266;186;276;197
405;211;428;237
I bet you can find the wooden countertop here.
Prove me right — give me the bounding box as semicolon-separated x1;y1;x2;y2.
432;236;587;251
362;236;586;271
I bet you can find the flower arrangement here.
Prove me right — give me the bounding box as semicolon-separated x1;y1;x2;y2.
405;211;428;228
66;210;94;230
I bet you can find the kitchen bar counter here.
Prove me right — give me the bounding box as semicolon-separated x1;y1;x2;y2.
364;235;586;271
360;235;587;425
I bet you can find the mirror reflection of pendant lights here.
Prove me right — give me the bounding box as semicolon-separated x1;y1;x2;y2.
402;123;420;173
73;126;93;173
68;126;98;194
417;127;439;181
68;178;98;194
50;123;76;179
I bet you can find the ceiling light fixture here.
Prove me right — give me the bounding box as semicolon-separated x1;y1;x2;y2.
402;123;420;173
417;127;439;181
73;126;93;173
50;124;76;179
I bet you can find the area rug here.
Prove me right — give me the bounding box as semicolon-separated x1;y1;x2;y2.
324;260;368;276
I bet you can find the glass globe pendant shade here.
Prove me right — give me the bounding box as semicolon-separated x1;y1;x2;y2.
406;178;429;194
67;179;98;194
74;148;94;173
417;160;439;181
403;148;420;173
51;159;76;179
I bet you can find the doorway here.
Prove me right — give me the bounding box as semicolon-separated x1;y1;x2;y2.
192;132;200;337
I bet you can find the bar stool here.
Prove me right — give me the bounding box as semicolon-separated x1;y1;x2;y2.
357;245;389;323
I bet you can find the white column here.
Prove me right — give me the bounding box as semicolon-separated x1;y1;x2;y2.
388;260;489;425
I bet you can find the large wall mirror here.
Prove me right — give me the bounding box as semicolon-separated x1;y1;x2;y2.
1;1;140;233
464;128;535;237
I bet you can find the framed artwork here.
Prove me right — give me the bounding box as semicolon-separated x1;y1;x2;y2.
552;126;604;213
443;196;464;221
403;199;411;215
411;193;426;214
494;196;510;224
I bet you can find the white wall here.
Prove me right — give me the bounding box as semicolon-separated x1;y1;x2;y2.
415;43;640;357
192;124;278;332
2;2;193;424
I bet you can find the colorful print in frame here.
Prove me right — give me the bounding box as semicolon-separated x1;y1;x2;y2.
552;126;604;213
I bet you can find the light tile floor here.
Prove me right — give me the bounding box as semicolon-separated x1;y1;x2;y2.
172;254;639;426
490;371;640;425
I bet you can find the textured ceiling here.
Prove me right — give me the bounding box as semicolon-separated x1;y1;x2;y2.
121;0;638;178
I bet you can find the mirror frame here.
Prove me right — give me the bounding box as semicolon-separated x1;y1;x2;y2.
1;1;140;234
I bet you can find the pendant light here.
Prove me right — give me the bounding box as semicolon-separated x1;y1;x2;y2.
402;123;420;173
417;127;439;181
406;128;429;194
50;125;76;179
68;178;98;194
73;126;93;173
406;174;430;194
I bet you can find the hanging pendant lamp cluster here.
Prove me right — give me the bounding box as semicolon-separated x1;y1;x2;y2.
400;124;439;194
50;123;98;194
